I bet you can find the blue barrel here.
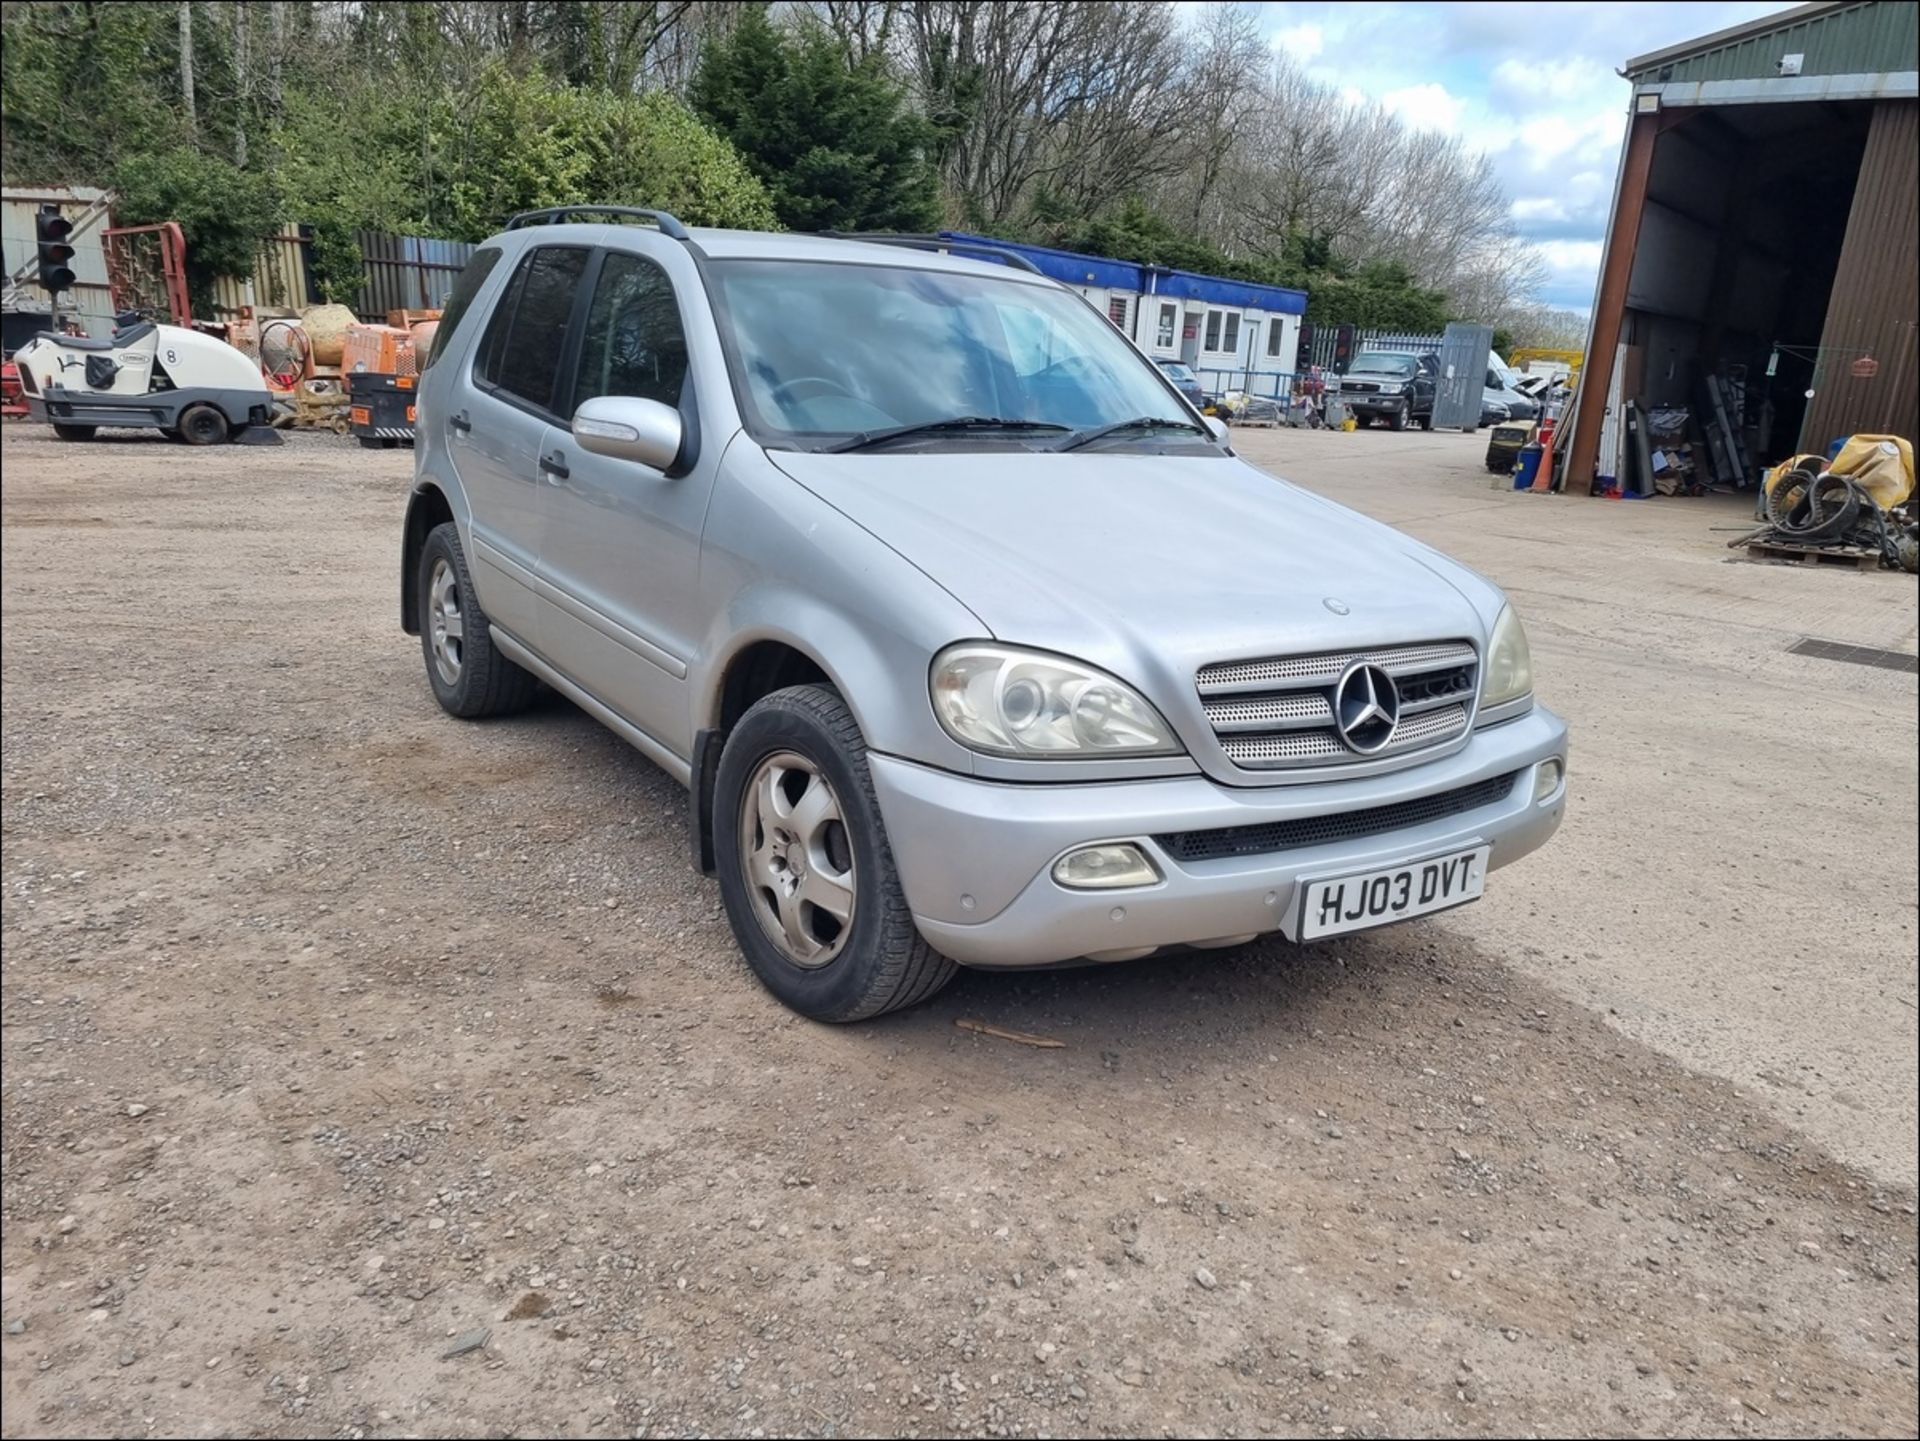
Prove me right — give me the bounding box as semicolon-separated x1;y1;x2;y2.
1513;443;1543;489
1827;436;1846;461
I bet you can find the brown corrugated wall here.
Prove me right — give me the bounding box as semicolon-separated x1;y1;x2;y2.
1801;99;1919;451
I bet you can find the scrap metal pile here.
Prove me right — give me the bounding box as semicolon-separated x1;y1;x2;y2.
1731;435;1919;573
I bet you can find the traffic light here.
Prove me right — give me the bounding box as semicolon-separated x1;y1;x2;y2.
36;205;76;295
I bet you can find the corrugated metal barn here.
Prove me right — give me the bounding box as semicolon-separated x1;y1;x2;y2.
1566;0;1919;494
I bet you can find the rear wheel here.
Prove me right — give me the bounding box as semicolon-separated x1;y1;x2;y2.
416;522;538;718
715;685;957;1022
51;423;96;442
177;404;229;446
1387;401;1409;432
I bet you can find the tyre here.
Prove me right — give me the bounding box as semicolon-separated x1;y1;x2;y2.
177;403;229;446
1387;402;1408;432
51;423;96;442
357;435;384;449
416;521;539;718
158;426;185;443
715;684;957;1022
1417;410;1433;431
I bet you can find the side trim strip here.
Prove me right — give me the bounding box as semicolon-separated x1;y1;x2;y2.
491;627;693;786
532;576;690;680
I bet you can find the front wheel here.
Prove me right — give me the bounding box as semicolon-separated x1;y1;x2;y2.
715;685;956;1022
1387;402;1409;432
177;403;229;446
51;423;96;442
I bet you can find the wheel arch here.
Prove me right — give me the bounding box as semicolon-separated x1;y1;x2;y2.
400;482;458;634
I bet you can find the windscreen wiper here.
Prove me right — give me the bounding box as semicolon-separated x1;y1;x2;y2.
1051;415;1209;452
820;416;1070;454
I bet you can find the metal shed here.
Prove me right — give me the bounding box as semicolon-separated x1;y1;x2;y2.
1565;1;1919;494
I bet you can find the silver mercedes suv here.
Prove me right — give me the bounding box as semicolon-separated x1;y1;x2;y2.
401;208;1568;1021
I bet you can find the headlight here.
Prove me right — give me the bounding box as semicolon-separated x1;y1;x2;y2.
1482;605;1533;709
931;644;1181;757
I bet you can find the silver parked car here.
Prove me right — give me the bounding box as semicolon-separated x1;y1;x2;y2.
402;209;1568;1022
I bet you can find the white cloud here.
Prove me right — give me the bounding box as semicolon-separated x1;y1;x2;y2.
1244;0;1797;310
1271;22;1324;61
1382;82;1465;134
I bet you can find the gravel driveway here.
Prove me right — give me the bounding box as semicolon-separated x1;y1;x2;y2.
2;425;1914;1437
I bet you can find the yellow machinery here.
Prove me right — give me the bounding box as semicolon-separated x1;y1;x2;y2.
1509;348;1584;379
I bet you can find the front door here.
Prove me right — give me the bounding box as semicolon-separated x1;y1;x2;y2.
453;243;591;644
536;245;713;754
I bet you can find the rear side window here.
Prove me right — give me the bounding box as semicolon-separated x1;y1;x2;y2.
571;252;689;412
475;246;590;414
423;247;502;370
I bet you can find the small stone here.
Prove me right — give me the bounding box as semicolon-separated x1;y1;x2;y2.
427;1218;447;1231
1636;1362;1654;1376
5;1320;24;1336
850;1256;872;1273
1116;1356;1149;1387
1193;1267;1218;1291
1325;1125;1344;1140
363;1255;387;1276
441;1328;490;1359
1795;1241;1821;1257
1068;1384;1087;1401
746;1217;765;1232
1470;1095;1486;1108
1033;1341;1057;1362
205;1357;222;1370
1449;1268;1463;1281
126;1104;150;1118
603;897;619;908
118;1349;136;1367
55;1215;78;1235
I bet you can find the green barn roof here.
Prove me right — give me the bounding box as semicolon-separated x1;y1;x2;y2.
1625;1;1918;86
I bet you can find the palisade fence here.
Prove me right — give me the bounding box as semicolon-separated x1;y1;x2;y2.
207;225;476;324
1306;328;1444;371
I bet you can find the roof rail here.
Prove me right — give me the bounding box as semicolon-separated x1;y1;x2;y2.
817;232;1043;276
505;206;691;241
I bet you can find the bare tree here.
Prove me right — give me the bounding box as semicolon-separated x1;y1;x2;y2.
232;0;250;165
178;0;196;136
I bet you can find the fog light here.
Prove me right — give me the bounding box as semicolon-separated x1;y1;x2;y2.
1052;843;1160;890
1532;759;1564;803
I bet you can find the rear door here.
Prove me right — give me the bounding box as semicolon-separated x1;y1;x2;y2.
535;242;712;753
452;244;592;645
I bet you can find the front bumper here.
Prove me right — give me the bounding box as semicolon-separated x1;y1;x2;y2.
870;706;1567;968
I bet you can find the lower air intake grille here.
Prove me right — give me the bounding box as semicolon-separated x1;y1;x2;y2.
1153;771;1520;864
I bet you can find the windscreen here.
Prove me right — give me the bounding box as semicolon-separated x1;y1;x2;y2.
1351;352;1416;377
708;259;1193;448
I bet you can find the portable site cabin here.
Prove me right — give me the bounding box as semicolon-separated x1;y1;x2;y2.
941;232;1310;401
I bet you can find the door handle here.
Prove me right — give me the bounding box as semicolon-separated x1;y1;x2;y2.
538;450;570;482
449;409;472;433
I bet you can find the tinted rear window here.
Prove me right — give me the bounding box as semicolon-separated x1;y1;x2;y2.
423;247;502;370
475;246;590;415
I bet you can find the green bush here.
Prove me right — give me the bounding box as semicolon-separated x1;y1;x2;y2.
110;150;282;317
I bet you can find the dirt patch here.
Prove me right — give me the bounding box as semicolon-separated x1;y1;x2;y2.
3;424;1915;1438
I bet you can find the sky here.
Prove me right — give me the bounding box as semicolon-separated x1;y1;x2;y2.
1221;1;1796;312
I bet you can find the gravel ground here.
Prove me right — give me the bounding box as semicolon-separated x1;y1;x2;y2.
2;423;1915;1438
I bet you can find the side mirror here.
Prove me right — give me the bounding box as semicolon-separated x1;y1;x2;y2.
1204;415;1230;443
572;394;683;471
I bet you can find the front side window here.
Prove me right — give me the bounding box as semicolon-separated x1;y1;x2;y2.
476;245;590;414
1267;320;1285;358
707;259;1199;448
1156;303;1176;349
1204;310;1222;351
1221;313;1240;352
572;251;689;413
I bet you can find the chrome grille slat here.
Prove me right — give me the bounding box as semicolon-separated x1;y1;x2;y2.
1195;640;1478;773
1202;692;1334;732
1196;641;1476;695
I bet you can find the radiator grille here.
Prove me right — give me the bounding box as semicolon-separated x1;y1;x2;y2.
1196;641;1478;771
1155;771;1520;863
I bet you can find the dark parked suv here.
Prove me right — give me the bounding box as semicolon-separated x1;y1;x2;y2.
1336;351;1435;430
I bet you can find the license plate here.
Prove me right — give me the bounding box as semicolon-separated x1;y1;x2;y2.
1288;845;1489;940
349;406;371;425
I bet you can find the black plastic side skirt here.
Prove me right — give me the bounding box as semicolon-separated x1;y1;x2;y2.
689;728;722;875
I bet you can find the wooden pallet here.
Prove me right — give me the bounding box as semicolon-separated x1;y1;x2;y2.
1746;539;1882;570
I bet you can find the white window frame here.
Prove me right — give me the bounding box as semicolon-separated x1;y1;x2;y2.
1267;317;1286;359
1203;309;1222;351
1155;302;1177;350
1221;312;1240;353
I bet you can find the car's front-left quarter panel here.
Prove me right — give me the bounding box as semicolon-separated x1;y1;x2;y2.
692;438;985;775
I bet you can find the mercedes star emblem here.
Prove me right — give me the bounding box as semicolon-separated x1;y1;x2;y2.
1333;662;1400;754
